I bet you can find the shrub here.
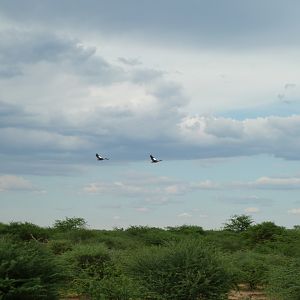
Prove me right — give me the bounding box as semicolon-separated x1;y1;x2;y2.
79;264;142;300
63;244;110;276
266;259;300;300
204;230;247;252
47;239;73;255
0;238;63;299
166;225;205;235
125;226;175;246
230;251;270;290
61;244;111;296
246;221;285;244
125;239;234;300
96;235;140;250
1;222;50;242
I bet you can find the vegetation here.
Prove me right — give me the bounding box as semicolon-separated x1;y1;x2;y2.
0;238;63;299
223;214;254;232
0;216;300;299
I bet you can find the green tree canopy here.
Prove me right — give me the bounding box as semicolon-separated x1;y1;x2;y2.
246;221;285;243
223;214;254;232
53;217;87;231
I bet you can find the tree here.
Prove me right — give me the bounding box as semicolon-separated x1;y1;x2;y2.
53;217;87;231
246;221;285;243
223;215;254;232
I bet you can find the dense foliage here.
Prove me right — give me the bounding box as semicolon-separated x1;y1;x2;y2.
0;216;300;299
125;239;233;299
0;238;63;299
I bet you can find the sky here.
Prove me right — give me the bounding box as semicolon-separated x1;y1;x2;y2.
1;0;300;229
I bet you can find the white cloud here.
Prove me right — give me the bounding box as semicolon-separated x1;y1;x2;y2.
0;175;34;192
288;208;300;215
1;20;300;179
179;115;300;160
83;173;189;205
190;176;300;191
177;212;192;218
244;207;260;213
191;180;220;190
0;127;91;152
135;207;149;213
247;177;300;189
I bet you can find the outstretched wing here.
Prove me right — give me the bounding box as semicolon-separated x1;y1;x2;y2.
150;154;158;162
96;153;102;159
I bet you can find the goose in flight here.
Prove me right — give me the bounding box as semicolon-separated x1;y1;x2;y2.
96;153;109;161
150;154;162;163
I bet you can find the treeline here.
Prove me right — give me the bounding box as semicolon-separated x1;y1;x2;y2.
0;215;300;299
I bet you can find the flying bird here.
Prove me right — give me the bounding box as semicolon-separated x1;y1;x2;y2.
96;153;109;161
150;154;162;163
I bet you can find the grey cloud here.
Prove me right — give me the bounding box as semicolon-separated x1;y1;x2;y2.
204;118;243;139
285;83;296;90
0;31;92;66
1;0;300;48
118;57;142;66
148;81;189;111
0;101;36;129
2;23;300;177
180;115;300;160
278;83;298;104
0;32;190;173
0;127;92;154
131;68;164;84
0;66;22;78
0;30;124;83
0;155;91;176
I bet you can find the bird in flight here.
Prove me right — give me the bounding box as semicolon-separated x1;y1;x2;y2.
150;154;162;163
96;153;109;161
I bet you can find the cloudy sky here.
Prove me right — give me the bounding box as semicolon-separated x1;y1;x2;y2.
1;0;300;229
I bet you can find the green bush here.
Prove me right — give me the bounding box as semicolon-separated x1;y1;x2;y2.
96;234;140;250
166;225;205;235
78;263;142;300
266;259;300;300
125;226;176;246
230;251;270;290
246;221;285;244
47;239;73;255
63;243;110;276
204;230;247;252
125;239;234;300
1;222;50;242
0;238;63;299
61;243;111;296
